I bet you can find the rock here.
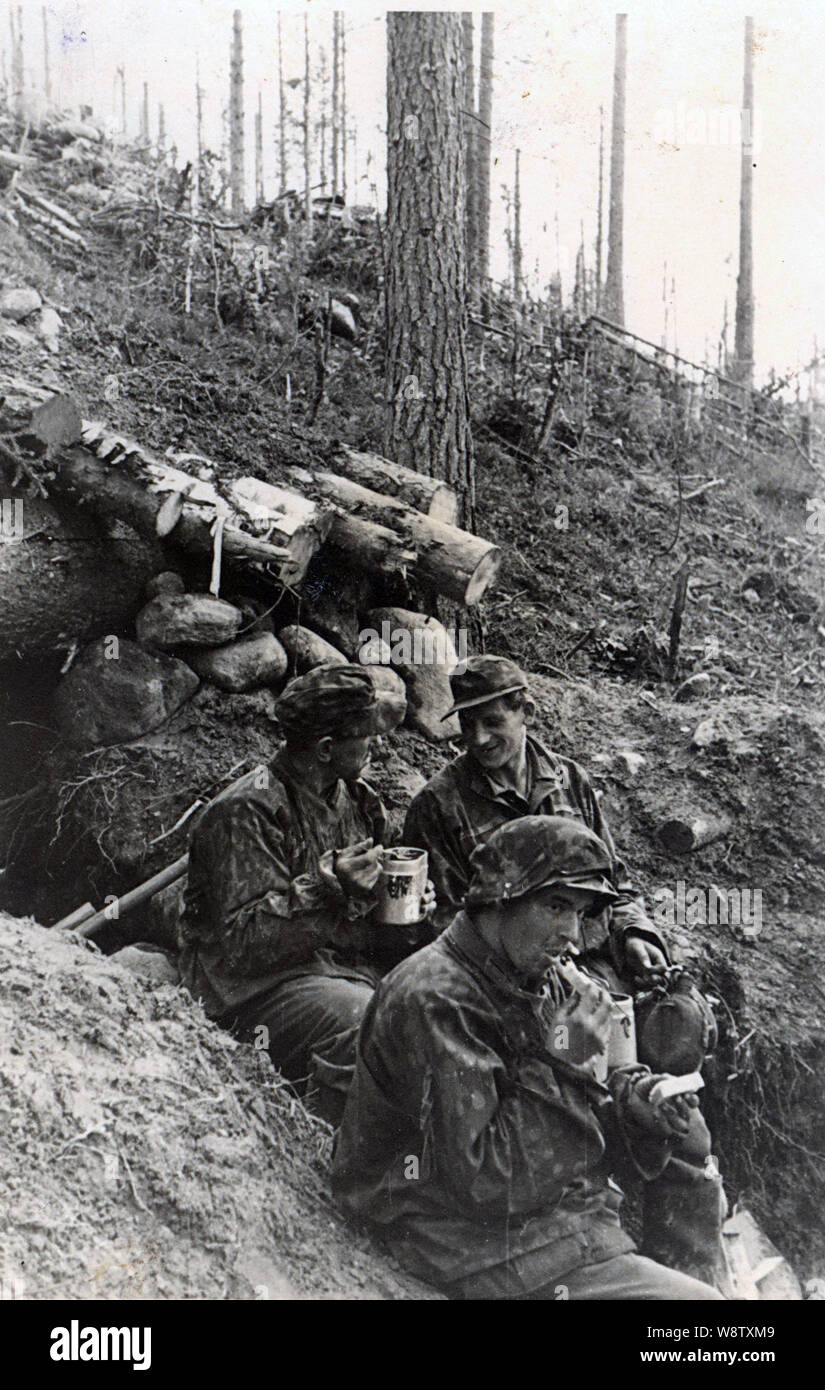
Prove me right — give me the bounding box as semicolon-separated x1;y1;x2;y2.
16;394;83;455
145;571;186;601
53;637;199;749
360;664;408;733
742;588;761;607
136;594;243;651
329;300;357;342
675;673;712;702
35;307;62;353
278;625;348;673
110;945;180;987
0;322;38;350
0;286;42;322
188;632;289;693
64;180;111;208
366;607;460;740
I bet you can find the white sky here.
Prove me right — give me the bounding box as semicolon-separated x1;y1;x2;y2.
16;1;825;383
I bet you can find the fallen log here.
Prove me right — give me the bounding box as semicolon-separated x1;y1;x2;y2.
657;813;732;855
288;468;501;605
333;446;458;523
53;446;294;570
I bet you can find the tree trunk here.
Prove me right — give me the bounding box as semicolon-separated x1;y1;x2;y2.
277;13;287;195
733;15;755;388
340;15;347;201
303;15;312;228
157;104;166;156
476;12;494;321
195;58;204;202
319;46;328;192
229;8;245;217
141;82;149;144
384;11;473;515
604;12;627;326
333;446;458;522
513;148;522;300
10;6;23;118
461;13;477;301
595;103;604;310
332;11;340;197
118;66;126;134
254;91;263;203
657;813;732;856
289;468;500;605
42;5;51;106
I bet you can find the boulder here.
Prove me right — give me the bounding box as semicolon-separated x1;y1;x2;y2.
16;393;83;455
136;594;243;651
0;286;43;322
278;624;348;673
189;632;289;694
53;637;199;749
145;571;186;601
675;673;712;703
366;607;460;740
36;307;62;353
329;300;357;342
360;664;408;734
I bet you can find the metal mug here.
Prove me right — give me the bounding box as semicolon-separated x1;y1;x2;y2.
376;847;428;925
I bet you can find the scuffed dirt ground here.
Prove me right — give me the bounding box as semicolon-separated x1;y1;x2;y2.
0;913;439;1300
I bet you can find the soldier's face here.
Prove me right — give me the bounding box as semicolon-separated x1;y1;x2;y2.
500;886;596;979
459;697;526;771
326;732;375;782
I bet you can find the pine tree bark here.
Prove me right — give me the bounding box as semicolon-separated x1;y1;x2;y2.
42;6;51;106
277;13;287;195
476;12;494;321
733;15;755;388
461;13;477;299
384;12;473;512
332;11;340;197
303;15;312;226
229;9;245;217
254;91;263;203
604;12;627;326
595;104;604;310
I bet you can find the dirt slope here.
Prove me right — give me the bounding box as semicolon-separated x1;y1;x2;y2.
0;913;437;1300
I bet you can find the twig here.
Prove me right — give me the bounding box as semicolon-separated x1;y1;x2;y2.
681;477;727;502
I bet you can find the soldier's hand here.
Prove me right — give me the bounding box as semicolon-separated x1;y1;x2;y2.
334;839;384;899
624;934;668;979
546;961;612;1065
414;879;437;924
623;1072;702;1138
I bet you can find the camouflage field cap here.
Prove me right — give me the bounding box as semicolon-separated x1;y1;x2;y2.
465;814;620;909
441;654;528;720
275;663;396;740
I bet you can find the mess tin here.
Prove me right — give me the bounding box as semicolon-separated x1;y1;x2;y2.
593;993;637;1083
377;847;428;925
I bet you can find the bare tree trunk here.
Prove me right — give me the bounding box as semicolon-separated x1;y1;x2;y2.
254;90;263;203
195;56;204;200
118;65;126;133
157;103;166;156
332;11;340;197
340;14;347;202
229;8;245;217
319;45;328;193
512;148;522;301
604;12;627;326
733;15;755;388
303;14;312;227
462;12;477;301
42;5;51;106
595;103;604;310
476;12;494;322
277;12;287;195
10;6;23;118
384;12;473;513
140;81;149;144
